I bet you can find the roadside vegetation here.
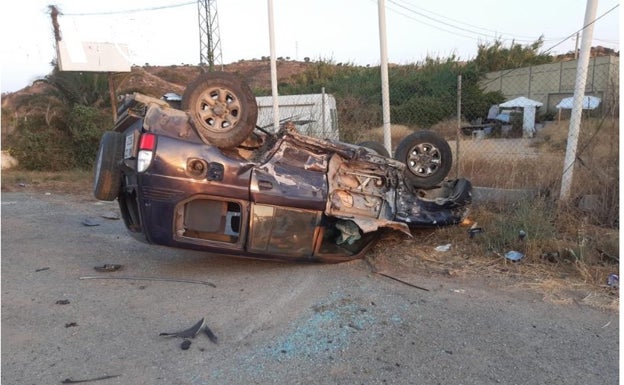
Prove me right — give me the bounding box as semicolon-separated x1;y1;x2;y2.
362;116;619;310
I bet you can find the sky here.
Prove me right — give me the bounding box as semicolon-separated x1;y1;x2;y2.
0;0;619;93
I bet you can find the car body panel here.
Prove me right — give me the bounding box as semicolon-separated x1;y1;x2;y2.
103;91;471;263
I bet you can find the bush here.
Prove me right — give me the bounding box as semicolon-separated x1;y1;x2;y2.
67;105;111;168
278;58;503;132
392;95;454;127
7;116;74;171
8;105;110;171
475;197;556;259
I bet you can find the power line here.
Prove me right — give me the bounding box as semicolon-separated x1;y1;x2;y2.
385;0;563;44
385;0;618;49
385;0;496;41
540;4;619;55
593;37;620;44
62;1;195;16
481;4;620;88
392;0;547;40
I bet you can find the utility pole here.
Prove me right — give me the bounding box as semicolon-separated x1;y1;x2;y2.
378;0;392;156
267;0;279;132
197;0;223;71
559;0;598;201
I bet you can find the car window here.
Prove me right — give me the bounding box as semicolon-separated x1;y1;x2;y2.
175;198;243;245
248;204;320;256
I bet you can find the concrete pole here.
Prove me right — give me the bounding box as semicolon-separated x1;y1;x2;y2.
559;0;598;201
378;0;392;156
267;0;280;132
455;75;461;179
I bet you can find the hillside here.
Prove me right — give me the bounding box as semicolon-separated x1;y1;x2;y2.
119;59;315;96
0;59;316;140
3;60;311;102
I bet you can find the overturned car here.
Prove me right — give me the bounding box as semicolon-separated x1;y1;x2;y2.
94;72;471;263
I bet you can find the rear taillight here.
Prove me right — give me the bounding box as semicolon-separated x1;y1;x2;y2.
137;133;156;172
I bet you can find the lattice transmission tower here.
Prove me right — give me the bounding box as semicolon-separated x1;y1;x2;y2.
197;0;223;71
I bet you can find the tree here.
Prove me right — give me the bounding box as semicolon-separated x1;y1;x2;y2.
37;65;111;107
6;63;113;170
473;37;553;73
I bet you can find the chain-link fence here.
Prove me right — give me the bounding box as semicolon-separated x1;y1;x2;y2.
272;55;618;225
456;56;618;216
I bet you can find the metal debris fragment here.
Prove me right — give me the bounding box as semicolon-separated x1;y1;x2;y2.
160;318;206;338
435;244;451;252
56;299;70;305
81;218;100;227
376;272;430;291
160;318;219;345
35;267;50;272
518;229;527;240
61;374;121;384
93;264;123;272
79;276;216;287
607;274;619;288
204;325;218;344
101;211;120;220
504;250;524;262
468;227;484;238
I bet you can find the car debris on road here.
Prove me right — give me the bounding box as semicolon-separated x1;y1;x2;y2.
160;317;219;347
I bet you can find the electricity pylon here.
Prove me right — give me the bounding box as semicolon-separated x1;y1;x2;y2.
197;0;223;71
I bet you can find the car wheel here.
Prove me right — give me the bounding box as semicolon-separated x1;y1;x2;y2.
93;131;123;201
181;71;258;149
394;130;452;189
357;141;390;157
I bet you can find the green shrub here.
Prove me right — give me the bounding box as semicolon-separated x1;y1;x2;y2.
8;116;74;171
8;105;109;171
67;104;110;169
476;197;556;258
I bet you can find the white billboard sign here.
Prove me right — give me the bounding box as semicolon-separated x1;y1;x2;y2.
57;41;131;72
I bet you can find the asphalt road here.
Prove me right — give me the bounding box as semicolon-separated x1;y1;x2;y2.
1;191;619;385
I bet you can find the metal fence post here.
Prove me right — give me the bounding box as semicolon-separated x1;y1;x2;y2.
321;87;326;135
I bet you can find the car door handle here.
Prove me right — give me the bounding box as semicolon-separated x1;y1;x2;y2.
257;180;273;190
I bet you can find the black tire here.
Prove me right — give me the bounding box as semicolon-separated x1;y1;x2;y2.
357;141;390;157
181;71;258;149
93;131;123;201
394;130;452;189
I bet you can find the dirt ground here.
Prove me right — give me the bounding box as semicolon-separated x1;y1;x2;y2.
1;170;619;312
1;186;619;385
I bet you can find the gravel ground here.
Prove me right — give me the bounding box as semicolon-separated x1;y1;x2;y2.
1;191;619;385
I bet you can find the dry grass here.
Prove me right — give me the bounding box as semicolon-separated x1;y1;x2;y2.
1;169;94;199
353;125;415;148
456;117;618;222
367;214;619;311
362;121;619;312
